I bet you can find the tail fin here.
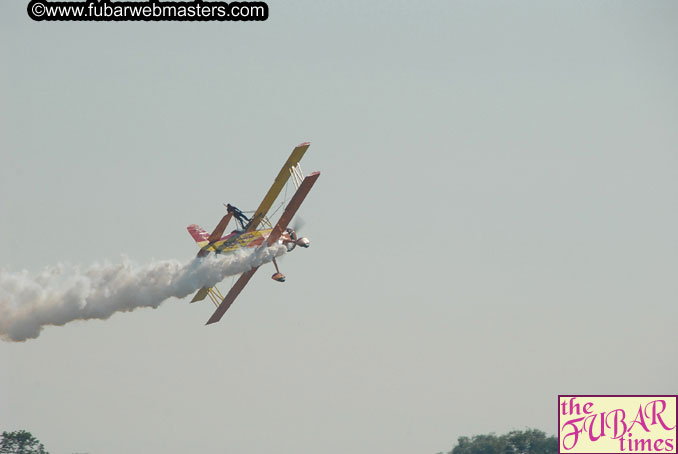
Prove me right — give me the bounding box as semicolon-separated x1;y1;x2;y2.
187;224;210;245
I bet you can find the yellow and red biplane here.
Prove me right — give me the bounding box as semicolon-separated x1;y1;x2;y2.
186;142;320;325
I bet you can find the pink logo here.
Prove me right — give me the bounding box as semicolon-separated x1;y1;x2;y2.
559;396;677;454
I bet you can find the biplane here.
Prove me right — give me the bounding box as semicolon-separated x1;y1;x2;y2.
186;142;320;325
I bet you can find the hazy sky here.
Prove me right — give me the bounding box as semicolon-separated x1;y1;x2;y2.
1;1;677;453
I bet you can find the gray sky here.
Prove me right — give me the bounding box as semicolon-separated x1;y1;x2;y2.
1;1;677;453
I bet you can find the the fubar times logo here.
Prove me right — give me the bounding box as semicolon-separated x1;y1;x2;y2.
559;396;677;454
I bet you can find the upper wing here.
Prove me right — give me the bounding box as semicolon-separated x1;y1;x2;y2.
194;213;234;259
191;212;236;301
208;213;233;243
245;142;311;232
267;171;321;246
205;268;259;325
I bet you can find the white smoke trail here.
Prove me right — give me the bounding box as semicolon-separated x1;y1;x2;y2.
0;245;286;342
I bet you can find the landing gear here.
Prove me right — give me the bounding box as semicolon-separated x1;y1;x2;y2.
271;257;285;282
271;229;310;282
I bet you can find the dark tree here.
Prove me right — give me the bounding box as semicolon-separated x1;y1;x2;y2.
447;429;557;454
0;431;48;454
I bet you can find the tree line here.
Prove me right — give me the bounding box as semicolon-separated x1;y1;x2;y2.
2;427;556;454
440;428;558;454
0;431;47;454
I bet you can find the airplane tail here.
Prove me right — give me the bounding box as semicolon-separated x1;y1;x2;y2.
187;224;210;245
188;224;212;303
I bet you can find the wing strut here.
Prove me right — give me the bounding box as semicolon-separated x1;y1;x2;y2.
245;142;310;232
267;171;320;246
205;268;259;325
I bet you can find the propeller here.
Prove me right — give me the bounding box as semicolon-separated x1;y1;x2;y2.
279;215;309;262
291;216;306;235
